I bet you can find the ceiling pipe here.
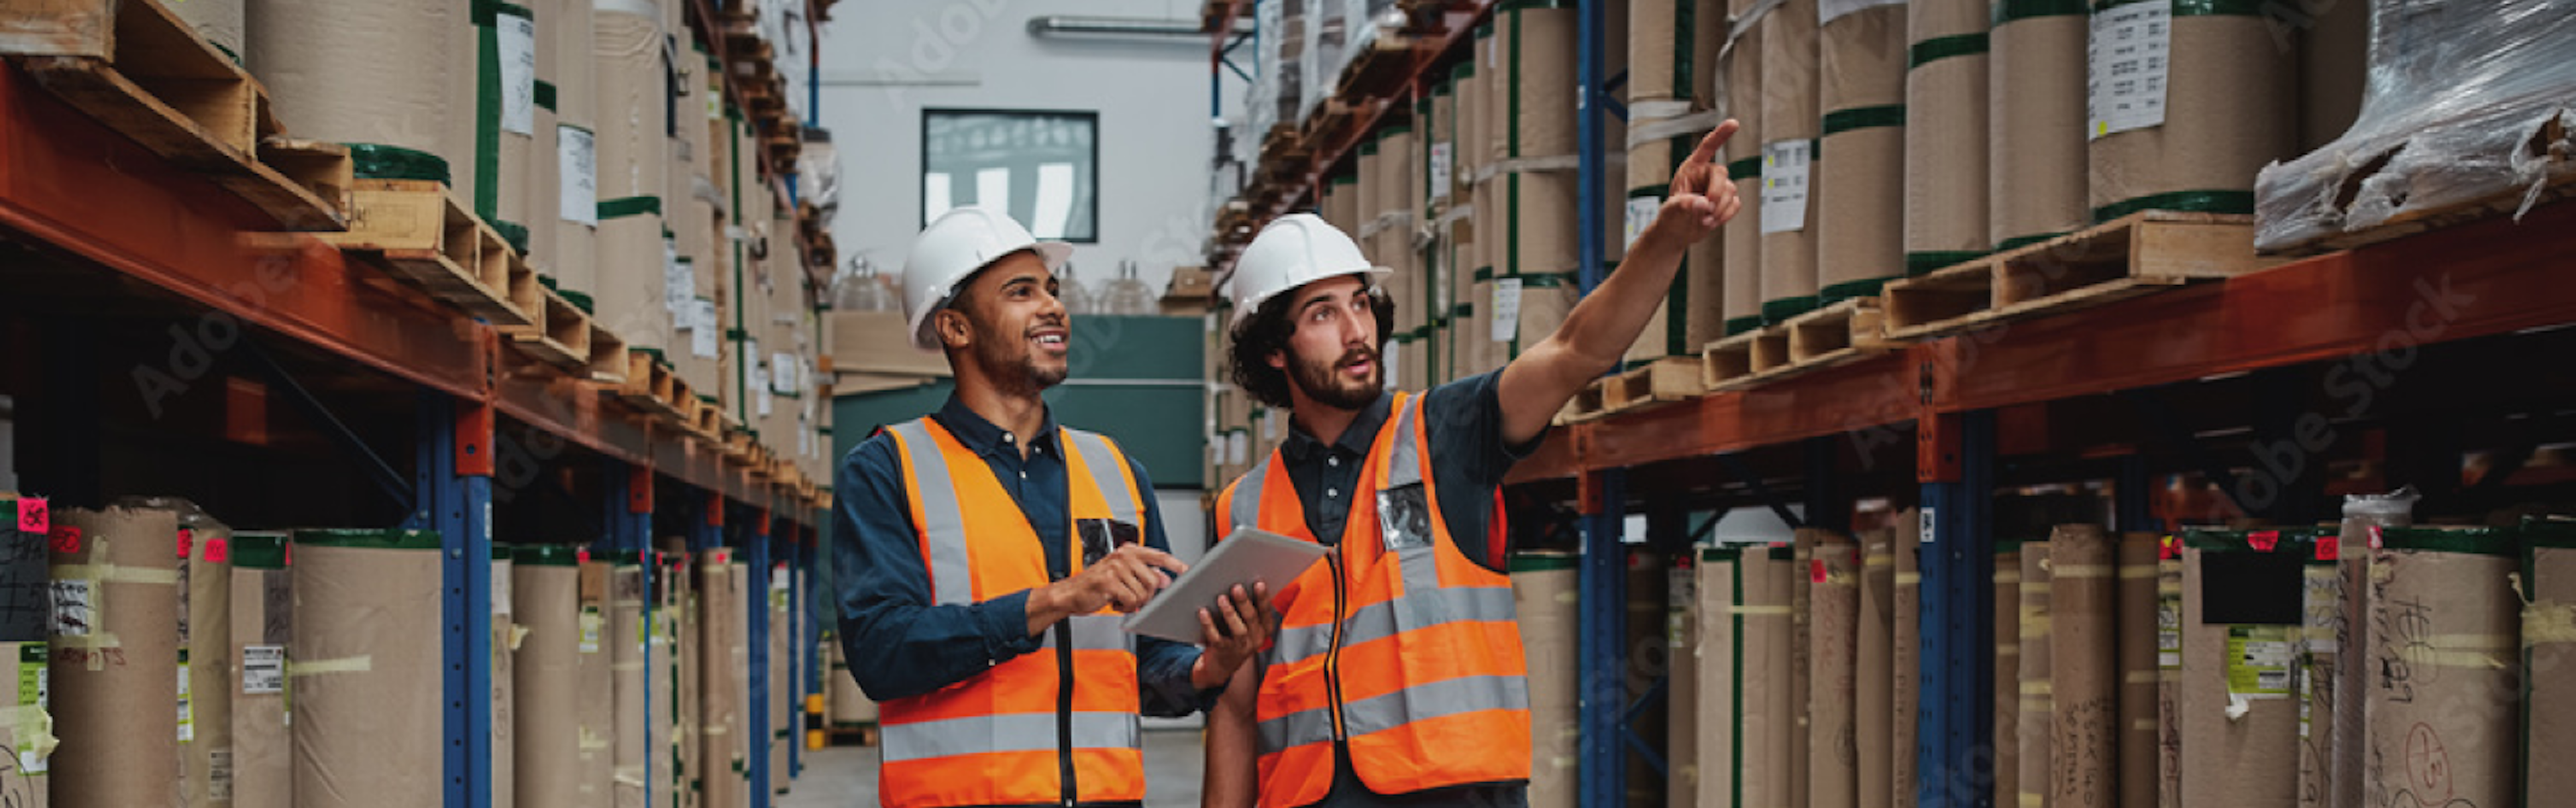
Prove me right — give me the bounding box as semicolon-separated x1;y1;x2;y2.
1024;15;1251;39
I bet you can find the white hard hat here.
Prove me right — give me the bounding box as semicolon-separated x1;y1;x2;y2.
902;206;1075;351
1227;213;1389;328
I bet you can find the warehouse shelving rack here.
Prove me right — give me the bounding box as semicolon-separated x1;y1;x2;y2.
1205;2;2576;807
0;3;830;805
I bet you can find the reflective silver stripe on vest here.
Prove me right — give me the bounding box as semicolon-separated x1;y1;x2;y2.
1266;586;1521;667
1255;703;1338;754
1384;397;1423;488
1228;464;1267;538
1062;428;1140;526
1041;613;1135;652
1340;674;1530;739
881;710;1143;763
886;420;975;606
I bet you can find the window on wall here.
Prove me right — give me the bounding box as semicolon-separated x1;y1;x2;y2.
921;109;1099;243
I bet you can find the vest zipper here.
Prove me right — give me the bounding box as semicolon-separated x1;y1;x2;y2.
1323;551;1350;741
1056;620;1077;807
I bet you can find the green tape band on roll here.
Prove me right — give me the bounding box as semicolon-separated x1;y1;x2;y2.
212;42;241;67
2100;0;2266;13
2526;519;2576;550
1762;296;1821;324
563;290;595;314
538;274;557;290
1451;60;1477;80
347;143;453;184
1821;276;1897;304
231;532;289;570
2374;526;2520;557
1513;272;1575;288
1821;105;1907;138
1629;186;1665;200
1994;0;2090;24
474;1;515;221
1725;315;1764;336
598;196;663;219
1474;266;1497;282
1360;140;1381;157
1380;123;1413;139
2091;190;2257;223
1701;546;1739;563
1997;231;2071;252
514;544;586;566
1672;0;1697;97
1910;33;1991;69
492;221;531;254
2180;528;2329;553
1332;173;1359;187
535;80;557;111
293;528;443;551
1907;251;1989;276
1508;552;1578;572
1726;156;1762;179
1507;9;1523;160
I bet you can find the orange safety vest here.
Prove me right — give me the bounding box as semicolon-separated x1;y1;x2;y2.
1214;392;1532;808
878;418;1150;808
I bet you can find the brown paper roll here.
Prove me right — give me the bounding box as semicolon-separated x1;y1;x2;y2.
2018;545;2053;808
1993;549;2023;807
515;559;582;807
592;5;667;203
1684;229;1726;351
1989;13;2088;245
1512;557;1579;808
2532;544;2576;805
1858;532;1896;808
673;556;698;808
1502;7;1578;160
1358;146;1384;237
1626;131;1677;363
1625;552;1668;808
647;567;676;808
2362;535;2518;808
1810;532;1860;808
613;565;649;808
1629;0;1684;103
1822;5;1907;112
182;515;235;808
1723;175;1763;329
2157;555;2182;808
0;640;44;807
1818;125;1907;298
1904;51;1991;264
1740;547;1796;808
2180;542;2296;808
2295;555;2340;808
1758;0;1820;317
2296;0;2369;153
1789;530;1816;808
1669;557;1699;808
539;0;600;295
50;507;181;808
293;534;441;808
2049;527;2116;808
577;562;613;808
493;558;517;808
1693;549;1739;808
1720;0;1764;330
2118;534;2162;808
1508;171;1584;278
699;560;749;808
595;213;669;352
768;576;789;797
229;539;291;808
1892;514;1921;808
2087;15;2296;218
246;0;474;199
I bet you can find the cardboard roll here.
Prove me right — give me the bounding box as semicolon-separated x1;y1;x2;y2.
248;0;480;209
1988;8;2088;248
1904;48;1990;274
1817;122;1907;302
2087;13;2296;223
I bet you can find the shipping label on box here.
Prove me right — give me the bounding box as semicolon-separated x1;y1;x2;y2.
1760;140;1812;234
499;11;537;135
242;646;286;695
559;126;597;226
2088;0;2171;138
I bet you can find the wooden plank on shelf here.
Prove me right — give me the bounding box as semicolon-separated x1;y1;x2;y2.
1557;378;1613;424
1600;356;1701;416
618;351;682;417
506;289;593;369
586;325;631;385
1882;211;2284;342
316;178;537;327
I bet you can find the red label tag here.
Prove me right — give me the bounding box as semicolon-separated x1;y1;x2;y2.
203;536;230;564
15;498;47;534
2315;536;2340;561
2248;530;2280;553
48;526;81;555
2159;535;2178;560
1811;559;1828;584
2369;524;2385;550
714;549;731;565
578;548;592;565
177;528;194;559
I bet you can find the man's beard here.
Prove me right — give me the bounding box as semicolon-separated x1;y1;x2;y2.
1290;345;1381;410
972;329;1067;394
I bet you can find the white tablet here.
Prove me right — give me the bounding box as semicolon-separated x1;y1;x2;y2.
1121;528;1331;643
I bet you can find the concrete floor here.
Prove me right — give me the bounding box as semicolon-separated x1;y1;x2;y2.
778;728;1208;808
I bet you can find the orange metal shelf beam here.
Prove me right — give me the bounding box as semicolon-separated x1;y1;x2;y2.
0;67;804;522
1511;198;2576;483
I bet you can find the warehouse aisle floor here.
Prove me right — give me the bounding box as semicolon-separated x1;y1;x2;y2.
780;728;1209;808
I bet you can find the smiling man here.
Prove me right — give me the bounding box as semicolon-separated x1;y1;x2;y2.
833;206;1275;808
1202;121;1742;808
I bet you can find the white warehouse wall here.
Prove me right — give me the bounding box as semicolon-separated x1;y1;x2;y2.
816;0;1242;296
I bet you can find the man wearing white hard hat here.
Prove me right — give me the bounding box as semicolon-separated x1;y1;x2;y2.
1202;121;1744;808
833;206;1275;808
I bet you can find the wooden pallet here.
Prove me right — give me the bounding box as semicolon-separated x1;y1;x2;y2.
1600;357;1702;416
315;179;541;327
1883;211;2287;342
1;0;348;229
585;325;631;385
616;351;682;419
502;289;594;369
2280;165;2576;256
1336;32;1417;100
1557;378;1613;424
1703;298;1889;392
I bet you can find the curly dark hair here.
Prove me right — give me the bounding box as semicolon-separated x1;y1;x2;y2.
1227;282;1397;409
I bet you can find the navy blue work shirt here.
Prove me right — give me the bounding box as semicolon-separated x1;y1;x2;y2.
832;396;1212;716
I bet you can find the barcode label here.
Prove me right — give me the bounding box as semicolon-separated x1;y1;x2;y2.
242;646;286;695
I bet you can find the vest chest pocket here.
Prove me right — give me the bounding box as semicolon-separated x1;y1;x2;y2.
1077;518;1141;566
1376;483;1434;553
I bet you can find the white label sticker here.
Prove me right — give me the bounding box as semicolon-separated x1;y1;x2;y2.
1624;195;1662;249
1819;0;1907;26
490;559;511;616
49;579;93;637
1489;278;1524;343
665;256;693;316
1760;139;1812;234
1919;508;1937;545
498;12;537;135
1428;143;1454;201
580;609;604;654
178;662;193;742
1381;345;1401;390
209;748;233;799
242;646;286;694
757;378;775;418
2088;0;2171;139
1228;432;1249;466
692;299;720;358
771;353;800;394
557;126;597;225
